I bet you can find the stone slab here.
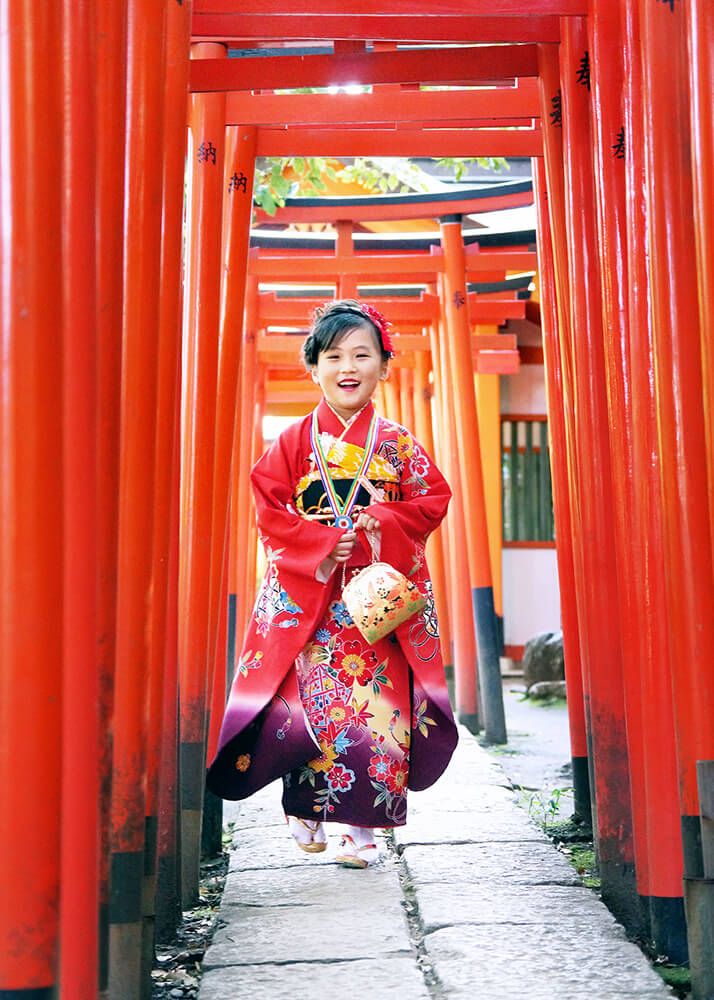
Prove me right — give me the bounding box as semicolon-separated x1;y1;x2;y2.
204;891;411;968
395;805;546;846
414;882;617;933
402;841;581;887
220;859;400;911
424;923;672;1000
199;956;429;1000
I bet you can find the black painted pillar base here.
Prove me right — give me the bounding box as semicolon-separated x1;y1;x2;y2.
180;740;206;908
0;989;56;998
600;860;644;939
682;814;705;879
108;849;144;998
649;895;688;965
443;661;456;712
571;755;592;827
472;585;507;744
458;712;481;735
98;899;109;993
201;788;223;860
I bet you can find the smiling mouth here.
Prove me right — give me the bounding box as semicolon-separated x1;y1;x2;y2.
338;380;360;389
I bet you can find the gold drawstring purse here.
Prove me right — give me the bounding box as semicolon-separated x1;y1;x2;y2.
342;543;426;645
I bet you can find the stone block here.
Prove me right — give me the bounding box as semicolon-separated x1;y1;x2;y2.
415;882;617;933
204;871;411;968
423;923;671;999
402;841;581;888
199;957;429;1000
395;807;546;847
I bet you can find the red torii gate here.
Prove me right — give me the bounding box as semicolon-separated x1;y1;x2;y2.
1;3;714;999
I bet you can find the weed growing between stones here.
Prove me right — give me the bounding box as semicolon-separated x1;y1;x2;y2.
651;961;691;998
523;786;575;830
151;826;233;999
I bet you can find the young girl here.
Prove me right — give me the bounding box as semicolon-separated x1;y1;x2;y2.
207;300;458;868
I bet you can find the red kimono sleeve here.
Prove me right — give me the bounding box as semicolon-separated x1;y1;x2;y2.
363;428;451;577
250;425;345;581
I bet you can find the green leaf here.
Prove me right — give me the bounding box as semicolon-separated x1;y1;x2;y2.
260;192;279;215
293;156;306;174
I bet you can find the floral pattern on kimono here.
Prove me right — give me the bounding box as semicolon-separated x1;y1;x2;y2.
281;573;413;826
206;399;458;811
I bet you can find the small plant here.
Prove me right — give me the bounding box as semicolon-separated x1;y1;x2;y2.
526;785;574;830
562;844;601;890
652;962;691;998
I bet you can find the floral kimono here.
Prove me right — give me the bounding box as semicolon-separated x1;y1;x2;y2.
206;398;458;827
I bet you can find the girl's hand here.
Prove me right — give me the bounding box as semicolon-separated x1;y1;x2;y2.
354;511;381;536
329;529;356;563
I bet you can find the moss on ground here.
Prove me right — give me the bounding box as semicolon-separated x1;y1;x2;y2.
652;963;691;997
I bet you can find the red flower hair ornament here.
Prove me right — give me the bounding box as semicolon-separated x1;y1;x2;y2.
360;303;395;357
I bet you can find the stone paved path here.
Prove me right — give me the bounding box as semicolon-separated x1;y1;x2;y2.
198;728;673;1000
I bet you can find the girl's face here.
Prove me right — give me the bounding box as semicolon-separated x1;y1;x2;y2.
311;325;388;421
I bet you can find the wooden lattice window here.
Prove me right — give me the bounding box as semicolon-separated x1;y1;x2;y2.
501;415;555;543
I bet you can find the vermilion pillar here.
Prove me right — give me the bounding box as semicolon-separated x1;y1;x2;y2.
473;361;503;624
440;217;506;743
400;365;415;431
588;0;652;943
179;42;227;907
639;0;714;902
687;0;714;548
0;4;64;995
230;273;260;647
203;124;257;858
432;285;479;730
109;2;168;995
532;161;590;828
538;40;591;830
156;411;182;945
94;3;127;989
60;1;99;997
560;16;638;931
383;372;400;424
613;0;686;960
142;0;192;982
154;0;191;946
413;350;453;696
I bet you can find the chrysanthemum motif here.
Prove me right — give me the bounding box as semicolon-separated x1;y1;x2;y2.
326;698;352;727
235;754;251;772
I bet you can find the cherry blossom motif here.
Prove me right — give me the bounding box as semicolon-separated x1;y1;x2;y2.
368;752;392;780
326;763;356;792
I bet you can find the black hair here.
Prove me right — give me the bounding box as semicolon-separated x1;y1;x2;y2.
302;299;392;369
